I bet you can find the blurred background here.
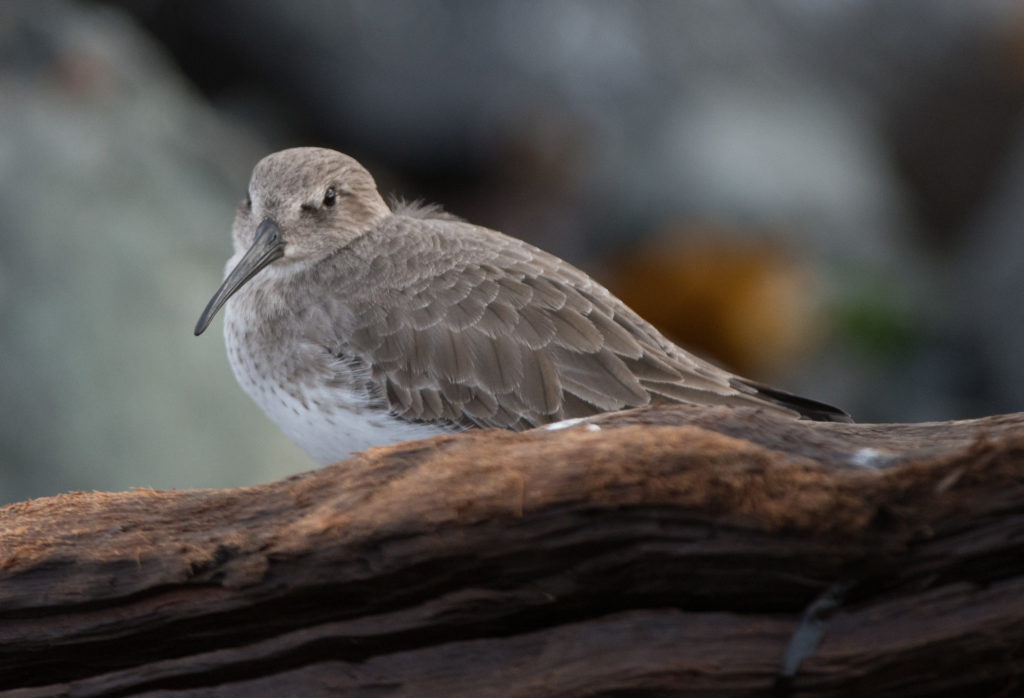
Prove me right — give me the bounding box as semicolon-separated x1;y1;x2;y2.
3;0;1024;504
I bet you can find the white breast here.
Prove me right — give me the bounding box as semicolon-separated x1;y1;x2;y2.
223;314;449;465
243;379;450;464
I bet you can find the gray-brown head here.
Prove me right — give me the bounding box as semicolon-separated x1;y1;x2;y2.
194;147;390;335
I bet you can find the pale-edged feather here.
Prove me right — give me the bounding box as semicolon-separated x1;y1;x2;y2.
328;209;851;429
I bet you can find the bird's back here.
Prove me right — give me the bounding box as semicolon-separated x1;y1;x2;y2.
320;205;851;430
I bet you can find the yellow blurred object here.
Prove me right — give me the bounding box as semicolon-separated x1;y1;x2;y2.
608;227;824;378
1000;4;1024;80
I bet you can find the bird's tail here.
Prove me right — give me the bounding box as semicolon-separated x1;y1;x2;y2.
730;378;853;423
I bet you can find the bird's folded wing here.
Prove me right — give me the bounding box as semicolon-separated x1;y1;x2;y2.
340;217;831;430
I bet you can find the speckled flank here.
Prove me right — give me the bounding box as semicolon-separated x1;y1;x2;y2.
223;290;449;463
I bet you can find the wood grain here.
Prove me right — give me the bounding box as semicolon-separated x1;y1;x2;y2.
2;405;1023;696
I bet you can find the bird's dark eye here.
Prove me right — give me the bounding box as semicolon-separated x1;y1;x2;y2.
323;187;337;207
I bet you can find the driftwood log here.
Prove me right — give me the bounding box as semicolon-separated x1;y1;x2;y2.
1;405;1023;696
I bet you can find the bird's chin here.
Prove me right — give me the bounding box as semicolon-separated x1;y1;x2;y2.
280;246;310;263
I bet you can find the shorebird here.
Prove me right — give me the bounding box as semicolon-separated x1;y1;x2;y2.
195;147;850;464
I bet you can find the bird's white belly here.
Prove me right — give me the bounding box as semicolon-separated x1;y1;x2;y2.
224;319;449;464
247;381;450;464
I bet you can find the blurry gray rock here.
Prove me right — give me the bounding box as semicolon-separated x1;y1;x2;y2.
0;0;308;504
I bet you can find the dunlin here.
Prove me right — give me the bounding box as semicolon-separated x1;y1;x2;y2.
195;148;850;464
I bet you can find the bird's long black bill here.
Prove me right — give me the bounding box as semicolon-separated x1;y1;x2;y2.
194;218;286;336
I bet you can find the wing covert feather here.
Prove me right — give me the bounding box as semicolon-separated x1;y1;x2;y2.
337;214;822;429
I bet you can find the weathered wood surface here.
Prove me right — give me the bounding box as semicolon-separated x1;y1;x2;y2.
1;405;1023;696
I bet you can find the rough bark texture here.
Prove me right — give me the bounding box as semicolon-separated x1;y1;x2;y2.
1;405;1023;696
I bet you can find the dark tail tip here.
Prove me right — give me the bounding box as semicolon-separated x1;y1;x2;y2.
731;378;853;423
